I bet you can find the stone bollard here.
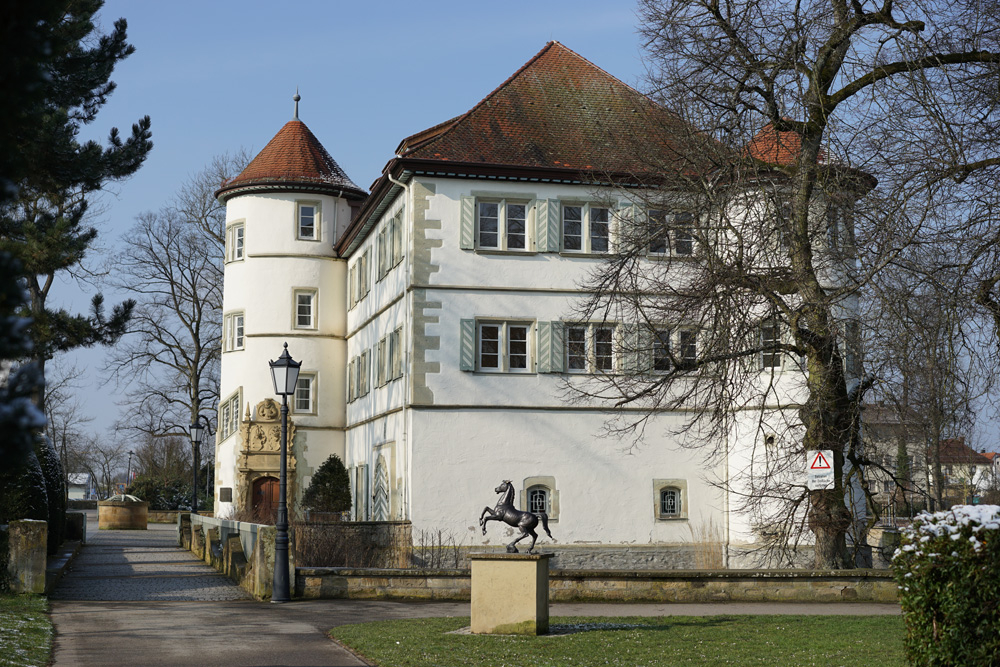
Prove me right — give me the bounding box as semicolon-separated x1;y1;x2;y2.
7;520;47;594
470;553;553;635
65;511;86;543
178;513;192;549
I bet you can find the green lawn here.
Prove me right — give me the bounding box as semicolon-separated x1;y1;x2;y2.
0;595;52;667
331;615;905;667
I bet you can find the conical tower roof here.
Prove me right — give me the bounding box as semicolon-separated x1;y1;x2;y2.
216;118;366;202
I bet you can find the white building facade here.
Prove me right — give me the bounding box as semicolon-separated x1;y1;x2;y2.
213;42;864;566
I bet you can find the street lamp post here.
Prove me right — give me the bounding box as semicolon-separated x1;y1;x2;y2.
189;416;210;515
269;342;301;604
126;451;134;492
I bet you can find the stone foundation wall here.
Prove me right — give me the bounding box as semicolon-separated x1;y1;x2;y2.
295;567;898;603
293;521;412;568
411;544;716;570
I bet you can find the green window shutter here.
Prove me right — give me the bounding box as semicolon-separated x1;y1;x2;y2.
620;324;640;373
460;196;475;249
537;321;552;372
459;318;476;371
534;200;549;251
548;321;565;372
546;198;561;252
636;325;652;373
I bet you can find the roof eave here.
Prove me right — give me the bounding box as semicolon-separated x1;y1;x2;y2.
215;179;368;204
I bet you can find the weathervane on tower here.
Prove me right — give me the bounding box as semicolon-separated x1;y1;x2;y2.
293;87;300;120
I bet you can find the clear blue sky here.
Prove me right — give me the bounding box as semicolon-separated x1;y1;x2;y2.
57;0;650;436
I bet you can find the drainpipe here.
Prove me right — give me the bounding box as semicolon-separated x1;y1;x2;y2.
385;170;411;521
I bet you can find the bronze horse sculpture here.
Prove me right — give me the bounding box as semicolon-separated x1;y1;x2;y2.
479;480;553;553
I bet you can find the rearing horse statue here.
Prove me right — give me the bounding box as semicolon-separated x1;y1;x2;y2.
478;480;553;553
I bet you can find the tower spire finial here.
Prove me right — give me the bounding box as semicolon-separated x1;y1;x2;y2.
293;87;301;120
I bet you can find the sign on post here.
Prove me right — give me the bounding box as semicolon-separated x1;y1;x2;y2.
806;450;834;490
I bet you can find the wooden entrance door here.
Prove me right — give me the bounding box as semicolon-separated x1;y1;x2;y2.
252;477;279;523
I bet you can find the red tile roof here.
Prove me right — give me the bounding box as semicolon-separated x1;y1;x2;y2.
933;438;993;465
744;121;827;166
216;120;365;201
398;41;710;178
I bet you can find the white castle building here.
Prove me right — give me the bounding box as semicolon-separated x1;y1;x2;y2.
213;42;863;566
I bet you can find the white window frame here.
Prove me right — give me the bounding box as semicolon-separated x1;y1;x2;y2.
565;323;617;373
651;326;671;373
226;222;245;262
219;390;242;440
562;203;612;254
647;209;696;257
224;312;245;352
477;199;530;251
297;201;320;241
676;327;698;370
760;317;782;370
293;289;317;329
293;373;316;414
477;320;533;373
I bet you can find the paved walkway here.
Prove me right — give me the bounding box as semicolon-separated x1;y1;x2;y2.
48;514;899;666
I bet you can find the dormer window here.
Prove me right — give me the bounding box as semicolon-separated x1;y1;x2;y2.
297;202;319;240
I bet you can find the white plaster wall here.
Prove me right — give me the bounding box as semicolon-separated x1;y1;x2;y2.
215;190;350;516
408;409;724;545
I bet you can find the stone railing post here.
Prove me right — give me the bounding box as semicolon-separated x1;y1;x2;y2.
6;520;47;594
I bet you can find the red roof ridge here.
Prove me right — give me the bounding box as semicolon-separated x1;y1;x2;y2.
397;42;560;158
398;41;651;160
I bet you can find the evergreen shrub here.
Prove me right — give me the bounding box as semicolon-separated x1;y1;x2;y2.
128;476;209;511
892;505;1000;665
302;454;351;514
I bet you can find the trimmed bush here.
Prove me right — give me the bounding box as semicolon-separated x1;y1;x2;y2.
128;476;209;511
892;505;1000;665
302;454;351;514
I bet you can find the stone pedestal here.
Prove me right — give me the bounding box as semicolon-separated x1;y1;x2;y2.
470;552;552;635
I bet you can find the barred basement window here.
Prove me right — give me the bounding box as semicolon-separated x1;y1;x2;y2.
653;479;688;520
660;487;682;517
528;486;550;514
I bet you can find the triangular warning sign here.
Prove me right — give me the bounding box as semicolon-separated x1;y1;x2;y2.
810;451;832;469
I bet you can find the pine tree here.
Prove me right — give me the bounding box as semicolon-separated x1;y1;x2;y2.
303;455;352;514
0;0;152;550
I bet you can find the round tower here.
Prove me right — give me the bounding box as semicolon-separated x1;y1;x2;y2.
213;96;366;518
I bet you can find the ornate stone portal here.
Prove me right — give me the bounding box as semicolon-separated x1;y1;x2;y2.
235;399;298;514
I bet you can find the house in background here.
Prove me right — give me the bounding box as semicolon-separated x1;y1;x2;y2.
67;473;97;501
933;438;993;506
212;42;865;567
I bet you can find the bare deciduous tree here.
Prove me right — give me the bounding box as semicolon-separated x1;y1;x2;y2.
107;152;249;443
574;0;1000;567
